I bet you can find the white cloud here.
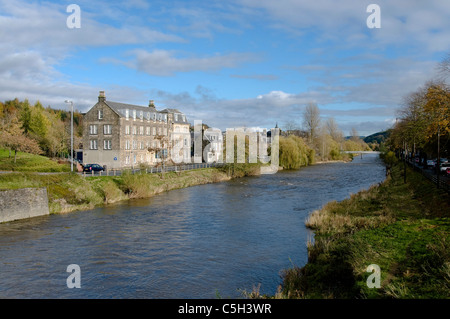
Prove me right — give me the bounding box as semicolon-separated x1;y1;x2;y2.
238;0;450;52
112;49;257;76
0;0;182;108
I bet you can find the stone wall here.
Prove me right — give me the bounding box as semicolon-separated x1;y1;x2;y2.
0;188;50;223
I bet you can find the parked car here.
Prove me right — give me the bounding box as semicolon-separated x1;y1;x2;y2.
440;163;450;174
447;167;450;177
82;164;104;172
426;159;436;168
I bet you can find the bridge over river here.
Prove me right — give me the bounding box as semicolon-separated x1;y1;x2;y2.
341;151;380;154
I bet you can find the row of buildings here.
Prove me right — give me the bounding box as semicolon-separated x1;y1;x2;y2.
82;91;222;169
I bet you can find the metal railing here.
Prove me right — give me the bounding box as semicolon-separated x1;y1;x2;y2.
406;160;450;193
80;162;223;177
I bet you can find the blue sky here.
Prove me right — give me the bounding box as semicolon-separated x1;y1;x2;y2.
1;0;449;136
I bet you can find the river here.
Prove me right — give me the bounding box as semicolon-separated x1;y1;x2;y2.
0;153;386;298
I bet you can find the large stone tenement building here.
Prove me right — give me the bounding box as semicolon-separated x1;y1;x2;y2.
82;91;191;169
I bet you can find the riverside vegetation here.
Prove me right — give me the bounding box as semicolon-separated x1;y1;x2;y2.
274;162;450;299
0;148;268;215
0;131;360;215
0;166;231;214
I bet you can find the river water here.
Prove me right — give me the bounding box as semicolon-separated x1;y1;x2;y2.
0;154;385;298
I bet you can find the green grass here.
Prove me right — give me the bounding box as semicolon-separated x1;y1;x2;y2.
277;163;450;299
0;167;230;215
0;148;70;172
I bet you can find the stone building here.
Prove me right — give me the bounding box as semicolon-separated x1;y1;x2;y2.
82;91;191;169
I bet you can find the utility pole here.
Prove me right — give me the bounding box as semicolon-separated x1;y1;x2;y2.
65;100;74;172
403;140;407;184
437;124;440;189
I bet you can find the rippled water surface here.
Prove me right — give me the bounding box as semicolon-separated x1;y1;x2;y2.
0;154;386;298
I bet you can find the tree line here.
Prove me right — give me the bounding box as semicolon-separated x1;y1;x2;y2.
386;54;450;164
0;98;83;162
0;96;372;169
279;102;371;169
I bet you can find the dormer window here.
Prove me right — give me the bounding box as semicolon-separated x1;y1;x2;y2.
133;110;136;120
140;111;143;120
125;109;129;120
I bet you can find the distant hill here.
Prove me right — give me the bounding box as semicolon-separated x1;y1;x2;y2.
344;136;365;140
363;130;390;144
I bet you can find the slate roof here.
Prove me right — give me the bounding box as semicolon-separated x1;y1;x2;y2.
103;100;188;124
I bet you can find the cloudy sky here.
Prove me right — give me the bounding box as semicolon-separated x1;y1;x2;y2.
1;0;449;136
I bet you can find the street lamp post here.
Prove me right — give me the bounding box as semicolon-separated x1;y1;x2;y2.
65;100;74;172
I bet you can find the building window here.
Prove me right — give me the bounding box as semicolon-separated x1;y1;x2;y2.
132;126;137;135
133;110;136;121
139;126;144;135
89;124;98;135
175;114;178;121
98;110;103;120
125;109;129;120
89;140;98;150
125;156;130;164
125;140;130;150
140;111;143;120
134;154;137;164
140;142;144;150
104;124;112;135
125;125;130;135
146;112;150;121
133;140;137;150
104;140;112;150
146;126;150;135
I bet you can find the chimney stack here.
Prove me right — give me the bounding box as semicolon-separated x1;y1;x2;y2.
98;91;106;102
149;100;155;107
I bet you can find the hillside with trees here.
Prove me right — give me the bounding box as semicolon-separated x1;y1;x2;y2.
0;98;83;165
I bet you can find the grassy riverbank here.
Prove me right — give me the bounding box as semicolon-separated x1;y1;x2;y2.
0;149;70;172
0;161;270;215
0;168;233;214
277;163;450;299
